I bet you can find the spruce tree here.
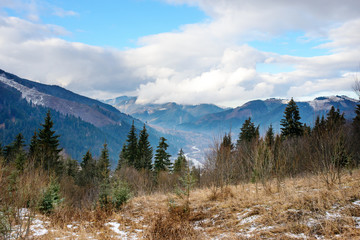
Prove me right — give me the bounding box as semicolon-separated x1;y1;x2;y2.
98;143;110;182
137;124;153;170
265;124;274;147
325;106;345;130
98;143;111;208
117;144;127;171
124;121;138;167
29;130;39;162
173;148;187;175
38;110;62;173
78;150;97;186
154;137;172;173
280;98;303;138
237;117;259;145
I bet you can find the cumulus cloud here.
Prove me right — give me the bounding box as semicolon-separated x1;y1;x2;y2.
0;0;359;106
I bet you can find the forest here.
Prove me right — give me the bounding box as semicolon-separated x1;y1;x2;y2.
0;91;360;239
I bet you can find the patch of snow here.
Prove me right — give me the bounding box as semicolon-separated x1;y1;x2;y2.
0;75;48;106
325;211;342;219
240;215;260;225
31;219;48;236
285;232;307;239
308;98;331;111
352;200;360;207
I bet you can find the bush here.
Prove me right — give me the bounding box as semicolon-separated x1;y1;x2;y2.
111;180;131;210
39;178;63;214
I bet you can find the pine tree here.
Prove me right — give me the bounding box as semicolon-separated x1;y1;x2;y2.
38;110;62;173
123;121;138;167
280;98;303;138
117;144;127;171
29;130;39;163
98;143;110;182
173;148;188;175
98;143;111;209
237;117;259;146
4;133;26;165
137;124;153;170
265;124;274;147
154;137;172;173
221;132;234;150
78;150;97;186
325;106;345;130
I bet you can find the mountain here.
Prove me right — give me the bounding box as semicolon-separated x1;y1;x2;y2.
180;96;359;134
103;96;226;129
0;69;182;166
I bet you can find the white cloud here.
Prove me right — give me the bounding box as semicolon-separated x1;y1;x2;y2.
0;1;359;107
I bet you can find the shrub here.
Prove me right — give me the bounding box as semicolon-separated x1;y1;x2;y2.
111;180;132;210
39;178;63;214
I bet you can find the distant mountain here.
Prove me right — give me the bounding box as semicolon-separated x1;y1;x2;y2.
105;95;358;137
180;96;358;134
0;69;182;166
103;96;226;129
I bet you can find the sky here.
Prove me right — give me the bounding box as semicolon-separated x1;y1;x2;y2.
0;0;359;107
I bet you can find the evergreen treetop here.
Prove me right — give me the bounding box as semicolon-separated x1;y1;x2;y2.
123;121;138;167
137;124;153;170
38;110;62;172
98;143;110;182
237;117;259;145
280;98;303;138
154;137;172;173
173;148;188;174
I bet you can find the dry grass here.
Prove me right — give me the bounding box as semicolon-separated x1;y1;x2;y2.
27;169;360;239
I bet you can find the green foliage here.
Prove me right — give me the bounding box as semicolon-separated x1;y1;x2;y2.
77;150;97;186
137;124;153;170
39;179;63;214
111;180;132;210
154;137;172;173
237;117;259;145
265;124;274;147
173;149;187;175
122;121;138;167
280;98;303;138
98;143;110;182
38;110;62;173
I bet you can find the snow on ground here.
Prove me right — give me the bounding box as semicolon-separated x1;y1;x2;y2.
0;75;47;106
30;219;49;236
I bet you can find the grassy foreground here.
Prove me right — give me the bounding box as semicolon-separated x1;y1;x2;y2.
29;169;360;239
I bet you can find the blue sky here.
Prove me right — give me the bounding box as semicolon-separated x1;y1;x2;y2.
0;0;359;107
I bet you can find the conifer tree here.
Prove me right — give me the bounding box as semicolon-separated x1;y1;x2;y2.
117;144;127;171
221;132;234;150
154;137;172;173
265;124;274;147
137;124;153;170
98;143;110;182
13;133;26;171
237;117;259;146
123;121;138;167
280;98;303;138
173;148;187;175
38;110;62;173
325;106;345;130
98;143;111;208
29;130;39;162
4;133;26;165
78;150;97;186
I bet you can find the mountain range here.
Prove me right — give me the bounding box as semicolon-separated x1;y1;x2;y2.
0;69;358;166
0;69;183;166
105;95;359;135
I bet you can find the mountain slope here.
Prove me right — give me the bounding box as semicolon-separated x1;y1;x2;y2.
181;96;358;134
0;69;181;165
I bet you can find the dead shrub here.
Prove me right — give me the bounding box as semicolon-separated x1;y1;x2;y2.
146;212;201;240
